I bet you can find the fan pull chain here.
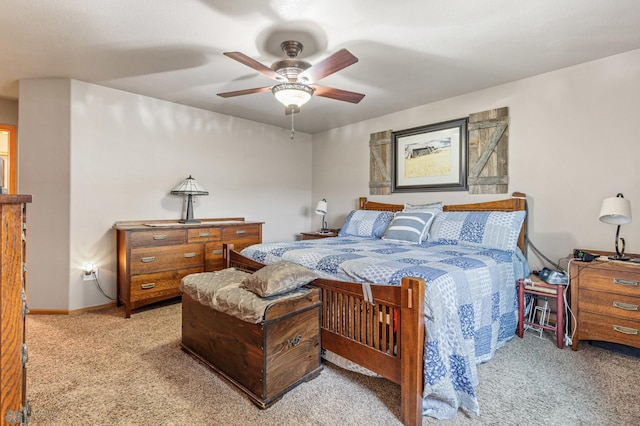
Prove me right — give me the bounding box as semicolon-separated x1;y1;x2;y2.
290;107;295;139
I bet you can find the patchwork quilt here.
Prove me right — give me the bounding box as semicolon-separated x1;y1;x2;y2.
241;236;529;419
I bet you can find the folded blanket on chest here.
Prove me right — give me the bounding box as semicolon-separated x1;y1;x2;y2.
180;268;311;323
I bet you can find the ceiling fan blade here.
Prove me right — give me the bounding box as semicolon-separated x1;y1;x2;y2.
298;49;358;83
223;52;282;80
217;86;272;98
312;85;365;104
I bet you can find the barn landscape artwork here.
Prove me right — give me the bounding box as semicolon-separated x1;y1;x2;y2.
403;138;452;178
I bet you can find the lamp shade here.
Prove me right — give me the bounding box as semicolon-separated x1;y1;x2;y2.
170;175;209;196
315;199;327;215
599;195;632;225
272;83;314;107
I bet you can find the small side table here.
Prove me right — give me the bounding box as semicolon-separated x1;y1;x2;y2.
517;275;566;349
301;230;338;240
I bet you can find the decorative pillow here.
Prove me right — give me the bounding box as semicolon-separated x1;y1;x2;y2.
402;202;443;241
337;210;394;238
241;261;318;298
381;211;437;244
429;210;526;252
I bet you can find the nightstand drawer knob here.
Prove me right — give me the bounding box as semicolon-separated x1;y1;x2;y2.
613;278;638;286
613;301;639;311
153;235;167;240
212;249;223;255
237;229;247;234
184;252;196;258
613;325;638;335
141;283;156;290
141;257;155;263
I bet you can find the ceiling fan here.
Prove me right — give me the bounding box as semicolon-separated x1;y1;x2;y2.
217;40;365;114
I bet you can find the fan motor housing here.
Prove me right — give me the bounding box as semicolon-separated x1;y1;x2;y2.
271;59;312;82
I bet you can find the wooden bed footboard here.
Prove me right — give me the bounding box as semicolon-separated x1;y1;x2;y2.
224;244;425;426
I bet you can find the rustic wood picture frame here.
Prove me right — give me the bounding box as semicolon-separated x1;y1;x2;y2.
391;118;468;192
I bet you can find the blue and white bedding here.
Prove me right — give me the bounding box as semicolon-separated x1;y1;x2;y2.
241;236;528;419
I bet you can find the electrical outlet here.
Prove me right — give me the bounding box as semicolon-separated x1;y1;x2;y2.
83;268;99;281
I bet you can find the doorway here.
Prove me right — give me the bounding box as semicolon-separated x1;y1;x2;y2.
0;124;16;194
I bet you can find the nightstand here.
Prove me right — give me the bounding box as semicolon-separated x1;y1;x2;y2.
300;230;338;240
570;258;640;350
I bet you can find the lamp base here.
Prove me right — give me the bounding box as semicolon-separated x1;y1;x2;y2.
179;219;201;224
608;255;630;261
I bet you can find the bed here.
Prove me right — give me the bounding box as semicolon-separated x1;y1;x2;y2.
223;193;528;424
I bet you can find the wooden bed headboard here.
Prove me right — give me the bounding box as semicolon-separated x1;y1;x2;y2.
358;192;527;254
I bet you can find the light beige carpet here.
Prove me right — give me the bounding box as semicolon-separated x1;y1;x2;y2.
25;301;640;425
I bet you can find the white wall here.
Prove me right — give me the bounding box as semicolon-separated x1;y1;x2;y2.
312;49;640;271
18;79;72;310
0;98;18;125
19;79;313;311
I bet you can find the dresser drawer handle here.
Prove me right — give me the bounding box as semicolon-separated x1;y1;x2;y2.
153;235;167;240
613;278;638;286
212;249;223;255
184;252;197;258
613;325;639;335
237;229;247;234
199;232;210;237
141;283;156;290
613;301;639;311
141;257;155;263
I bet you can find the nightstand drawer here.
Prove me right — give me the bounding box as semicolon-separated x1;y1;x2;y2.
221;224;261;241
187;227;221;243
579;267;640;297
131;229;187;248
577;311;640;348
580;289;640;321
130;267;202;302
131;244;204;275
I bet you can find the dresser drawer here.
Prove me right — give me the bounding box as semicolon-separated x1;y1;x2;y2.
580;289;640;321
187;227;221;243
577;311;640;349
205;239;260;271
130;267;202;302
221;224;261;241
579;267;640;297
130;229;187;248
131;244;204;275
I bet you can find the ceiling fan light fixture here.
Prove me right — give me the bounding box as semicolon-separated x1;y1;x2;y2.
272;83;314;108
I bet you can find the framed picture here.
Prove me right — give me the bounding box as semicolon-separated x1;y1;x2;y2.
391;118;468;192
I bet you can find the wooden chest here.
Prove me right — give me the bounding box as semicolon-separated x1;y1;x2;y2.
181;288;322;408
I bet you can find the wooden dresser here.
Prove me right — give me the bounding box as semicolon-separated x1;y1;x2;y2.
570;259;640;350
1;195;32;426
114;218;263;318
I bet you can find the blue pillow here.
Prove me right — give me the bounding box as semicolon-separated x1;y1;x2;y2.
338;210;394;238
381;211;436;244
429;210;526;252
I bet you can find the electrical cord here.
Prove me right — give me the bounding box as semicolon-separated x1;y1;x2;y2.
526;235;565;273
90;271;115;301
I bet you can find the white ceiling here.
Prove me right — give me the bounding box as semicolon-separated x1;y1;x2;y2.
2;0;640;134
